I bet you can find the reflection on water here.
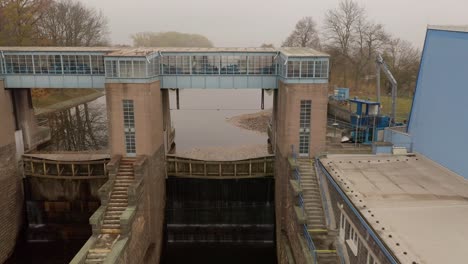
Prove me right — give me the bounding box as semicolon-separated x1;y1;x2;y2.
169;89;272;151
40;96;108;151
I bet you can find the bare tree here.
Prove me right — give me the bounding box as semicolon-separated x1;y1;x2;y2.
383;38;420;97
323;0;364;86
260;43;274;48
282;17;320;49
38;0;109;46
132;31;213;47
351;18;389;89
0;0;51;45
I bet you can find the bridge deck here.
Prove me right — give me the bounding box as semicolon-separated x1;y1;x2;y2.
166;155;275;179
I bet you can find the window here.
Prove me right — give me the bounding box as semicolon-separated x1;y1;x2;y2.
301;60;315;78
123;100;136;156
91;55;105;74
119;60;133;78
315;60;329;78
367;253;379;264
347;222;359;256
248;56;275;75
299;100;311;156
105;60;118;77
133;60;147;78
287;61;300;78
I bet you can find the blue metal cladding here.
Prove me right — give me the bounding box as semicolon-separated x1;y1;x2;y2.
408;29;468;179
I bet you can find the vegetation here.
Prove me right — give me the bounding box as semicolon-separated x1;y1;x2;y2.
32;89;102;108
0;0;109;105
283;0;421;100
131;31;213;47
0;0;109;46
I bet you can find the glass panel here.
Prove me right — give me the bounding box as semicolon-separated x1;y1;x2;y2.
133;60;147;78
287;61;300;78
315;60;329;78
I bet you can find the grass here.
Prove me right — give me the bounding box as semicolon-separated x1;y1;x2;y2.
32;89;103;108
372;95;413;122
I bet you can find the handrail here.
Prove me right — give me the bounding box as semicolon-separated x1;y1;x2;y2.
294;159;317;263
314;158;331;227
303;224;318;264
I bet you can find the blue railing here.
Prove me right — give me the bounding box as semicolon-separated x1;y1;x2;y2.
292;145;318;263
303;223;318;263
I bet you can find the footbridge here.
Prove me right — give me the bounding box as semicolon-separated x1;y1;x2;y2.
166;154;275;179
0;47;328;89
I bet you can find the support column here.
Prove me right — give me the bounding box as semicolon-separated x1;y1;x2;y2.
0;80;22;263
105;80;166;263
274;80;328;264
11;89;44;150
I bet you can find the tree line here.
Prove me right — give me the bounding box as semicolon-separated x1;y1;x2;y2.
282;0;421;97
0;0;108;46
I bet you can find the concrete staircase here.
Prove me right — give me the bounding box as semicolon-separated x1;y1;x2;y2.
84;157;136;264
101;157;135;234
297;159;326;230
297;159;340;264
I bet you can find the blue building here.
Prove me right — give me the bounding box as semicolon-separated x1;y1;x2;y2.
407;25;468;179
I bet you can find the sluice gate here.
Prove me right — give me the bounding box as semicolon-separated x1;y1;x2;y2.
165;156;275;245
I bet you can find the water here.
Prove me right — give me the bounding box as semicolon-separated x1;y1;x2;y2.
169;89;272;151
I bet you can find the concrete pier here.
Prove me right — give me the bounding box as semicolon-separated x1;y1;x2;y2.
0;80;22;263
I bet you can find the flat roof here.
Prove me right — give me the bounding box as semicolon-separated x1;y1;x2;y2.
0;46;118;53
320;154;468;264
0;46;328;57
428;25;468;33
279;47;329;57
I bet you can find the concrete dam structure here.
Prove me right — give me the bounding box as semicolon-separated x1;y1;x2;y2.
0;46;332;263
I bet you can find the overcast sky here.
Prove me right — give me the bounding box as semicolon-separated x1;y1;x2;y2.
80;0;468;48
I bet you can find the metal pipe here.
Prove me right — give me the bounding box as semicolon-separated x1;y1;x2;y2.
261;89;265;110
176;89;180;110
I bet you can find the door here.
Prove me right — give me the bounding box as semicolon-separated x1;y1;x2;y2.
123;99;136;157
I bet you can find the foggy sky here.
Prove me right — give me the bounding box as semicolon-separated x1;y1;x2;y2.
80;0;468;48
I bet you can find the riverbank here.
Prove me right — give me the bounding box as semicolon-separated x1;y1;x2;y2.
34;90;104;116
227;109;272;134
176;144;270;161
33;89;103;109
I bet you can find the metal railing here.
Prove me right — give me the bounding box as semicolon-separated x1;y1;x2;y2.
291;146;319;263
314;157;331;227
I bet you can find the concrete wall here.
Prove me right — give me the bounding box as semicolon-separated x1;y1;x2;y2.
0;80;22;263
11;89;42;150
276;81;328;158
408;28;468;179
106;80;166;263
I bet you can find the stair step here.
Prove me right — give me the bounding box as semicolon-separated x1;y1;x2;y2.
87;251;108;258
104;215;120;220
108;202;128;207
109;198;128;202
107;206;126;211
103;219;120;225
105;211;123;216
85;259;105;264
101;228;121;234
102;223;120;228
